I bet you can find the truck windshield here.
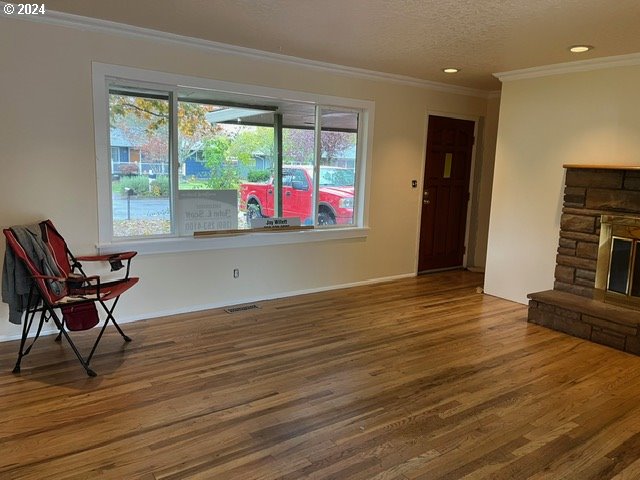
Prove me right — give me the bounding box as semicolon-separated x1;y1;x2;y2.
318;168;355;187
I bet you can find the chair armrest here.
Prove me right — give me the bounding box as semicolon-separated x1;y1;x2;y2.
75;251;137;261
75;251;136;274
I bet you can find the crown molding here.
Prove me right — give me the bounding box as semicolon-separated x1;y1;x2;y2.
494;52;640;82
0;4;492;98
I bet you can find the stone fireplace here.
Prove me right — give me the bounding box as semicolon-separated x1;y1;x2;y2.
528;165;640;355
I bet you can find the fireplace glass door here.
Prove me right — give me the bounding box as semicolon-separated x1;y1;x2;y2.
609;237;632;294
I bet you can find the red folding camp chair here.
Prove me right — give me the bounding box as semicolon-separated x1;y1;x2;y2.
3;220;138;376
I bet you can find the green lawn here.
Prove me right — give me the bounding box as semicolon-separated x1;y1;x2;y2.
179;180;209;190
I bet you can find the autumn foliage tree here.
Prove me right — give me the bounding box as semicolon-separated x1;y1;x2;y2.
283;129;355;165
109;95;219;167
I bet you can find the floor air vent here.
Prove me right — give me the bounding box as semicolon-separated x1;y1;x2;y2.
225;304;260;314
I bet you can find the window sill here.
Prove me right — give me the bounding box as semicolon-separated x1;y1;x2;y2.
97;226;369;255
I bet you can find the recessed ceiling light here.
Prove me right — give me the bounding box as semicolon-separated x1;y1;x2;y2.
443;68;460;74
569;45;593;53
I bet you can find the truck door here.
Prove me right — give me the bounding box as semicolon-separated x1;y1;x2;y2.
264;179;275;217
282;168;312;222
281;168;295;218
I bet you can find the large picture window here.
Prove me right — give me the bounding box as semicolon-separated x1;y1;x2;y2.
94;64;371;251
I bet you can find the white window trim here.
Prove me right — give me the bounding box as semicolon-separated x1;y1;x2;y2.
97;227;370;255
92;62;374;255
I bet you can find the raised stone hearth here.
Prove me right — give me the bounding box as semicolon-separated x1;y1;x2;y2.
528;290;640;354
528;165;640;355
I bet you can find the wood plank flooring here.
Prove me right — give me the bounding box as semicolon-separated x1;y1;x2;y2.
2;270;640;479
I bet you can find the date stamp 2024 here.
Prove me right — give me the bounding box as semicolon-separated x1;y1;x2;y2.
3;3;46;15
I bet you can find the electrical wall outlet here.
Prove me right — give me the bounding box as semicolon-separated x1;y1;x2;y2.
233;268;239;278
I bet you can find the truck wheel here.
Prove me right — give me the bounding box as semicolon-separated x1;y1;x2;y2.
318;208;336;225
246;201;263;221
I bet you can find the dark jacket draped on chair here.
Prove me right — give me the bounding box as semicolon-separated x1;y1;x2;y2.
2;223;62;324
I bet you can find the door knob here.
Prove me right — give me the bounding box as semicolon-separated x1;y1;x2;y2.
423;199;430;205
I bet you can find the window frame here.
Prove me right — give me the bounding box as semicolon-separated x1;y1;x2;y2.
92;62;373;254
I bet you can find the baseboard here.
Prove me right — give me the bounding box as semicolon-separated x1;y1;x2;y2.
0;272;416;343
466;266;485;273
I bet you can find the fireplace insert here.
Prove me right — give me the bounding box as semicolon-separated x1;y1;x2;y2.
595;215;640;308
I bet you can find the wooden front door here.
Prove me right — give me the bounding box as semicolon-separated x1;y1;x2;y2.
418;115;475;272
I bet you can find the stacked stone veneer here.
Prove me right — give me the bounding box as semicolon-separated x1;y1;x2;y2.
528;166;640;355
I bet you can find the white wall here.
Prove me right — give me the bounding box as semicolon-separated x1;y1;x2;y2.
485;64;640;304
0;16;495;340
467;95;501;270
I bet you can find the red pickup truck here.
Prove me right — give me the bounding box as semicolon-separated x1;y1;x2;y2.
240;166;354;225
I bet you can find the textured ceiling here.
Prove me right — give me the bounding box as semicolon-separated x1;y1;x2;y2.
42;0;640;91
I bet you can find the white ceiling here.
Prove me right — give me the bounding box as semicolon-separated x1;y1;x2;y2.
43;0;640;91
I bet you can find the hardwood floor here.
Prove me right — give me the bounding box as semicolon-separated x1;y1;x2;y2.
2;270;640;479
